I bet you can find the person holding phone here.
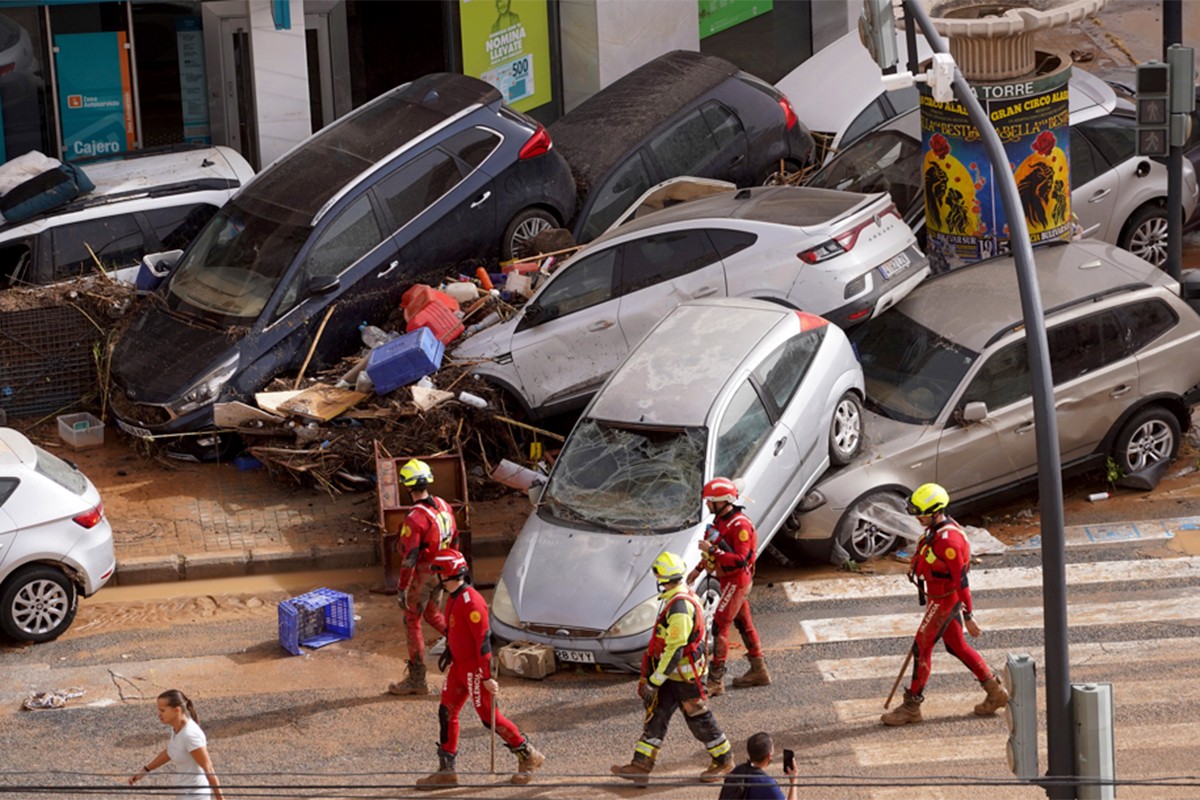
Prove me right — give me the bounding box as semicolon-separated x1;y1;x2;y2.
718;731;798;800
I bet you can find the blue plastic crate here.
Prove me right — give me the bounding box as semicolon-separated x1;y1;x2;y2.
278;588;354;656
365;327;445;395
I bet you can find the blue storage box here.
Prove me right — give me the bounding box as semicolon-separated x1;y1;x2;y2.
278;588;354;656
365;326;444;395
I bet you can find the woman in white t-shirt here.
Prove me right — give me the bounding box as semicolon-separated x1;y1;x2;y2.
128;689;224;799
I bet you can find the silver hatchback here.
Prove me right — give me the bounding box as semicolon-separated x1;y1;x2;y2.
488;298;864;670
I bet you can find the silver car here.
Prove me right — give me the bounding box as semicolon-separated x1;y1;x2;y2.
489;298;864;670
454;184;924;419
785;240;1200;564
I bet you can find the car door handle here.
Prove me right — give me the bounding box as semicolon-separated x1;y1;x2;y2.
1055;397;1079;409
588;319;615;332
376;260;398;278
692;286;718;298
470;190;491;209
1088;188;1111;203
773;436;787;456
1015;421;1036;434
730;154;746;166
1109;384;1133;398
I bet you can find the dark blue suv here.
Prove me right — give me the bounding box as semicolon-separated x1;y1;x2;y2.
110;73;575;447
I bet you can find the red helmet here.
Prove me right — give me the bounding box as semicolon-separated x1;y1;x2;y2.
702;477;739;504
430;548;468;580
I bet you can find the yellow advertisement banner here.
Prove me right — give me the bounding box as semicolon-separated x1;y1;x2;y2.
459;0;552;113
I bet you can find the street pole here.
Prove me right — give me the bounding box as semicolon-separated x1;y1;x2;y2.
903;3;1074;796
1164;0;1183;282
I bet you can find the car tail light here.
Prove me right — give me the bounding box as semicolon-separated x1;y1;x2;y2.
799;203;900;264
0;63;14;78
846;307;872;322
794;311;829;332
73;502;104;529
797;240;846;264
778;96;799;130
519;124;552;160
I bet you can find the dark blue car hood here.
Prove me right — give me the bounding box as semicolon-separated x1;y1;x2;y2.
112;304;238;405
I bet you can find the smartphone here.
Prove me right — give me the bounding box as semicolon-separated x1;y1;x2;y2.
783;748;795;773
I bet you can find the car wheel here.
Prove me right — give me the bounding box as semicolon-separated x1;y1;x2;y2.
1120;205;1169;268
833;490;906;562
829;391;863;466
502;207;557;261
761;158;804;186
0;565;78;643
1112;405;1181;475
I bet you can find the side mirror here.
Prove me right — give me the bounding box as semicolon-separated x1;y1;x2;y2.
527;483;545;505
524;303;544;324
962;401;988;423
305;275;340;297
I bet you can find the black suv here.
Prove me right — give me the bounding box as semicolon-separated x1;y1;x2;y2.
110;73;575;446
550;50;815;244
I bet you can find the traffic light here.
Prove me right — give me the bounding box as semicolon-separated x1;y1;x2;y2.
1004;653;1039;780
858;0;899;71
1136;61;1170;157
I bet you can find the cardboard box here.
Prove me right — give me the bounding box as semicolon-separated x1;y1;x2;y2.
497;641;556;680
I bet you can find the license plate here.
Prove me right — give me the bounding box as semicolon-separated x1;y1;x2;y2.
116;419;153;439
554;648;595;664
878;248;914;279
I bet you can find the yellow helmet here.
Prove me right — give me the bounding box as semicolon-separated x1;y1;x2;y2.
907;482;949;516
400;458;434;489
652;551;687;586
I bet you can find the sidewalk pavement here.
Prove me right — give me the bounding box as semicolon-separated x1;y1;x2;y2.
51;432;522;586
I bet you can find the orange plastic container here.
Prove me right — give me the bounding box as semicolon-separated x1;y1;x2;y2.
401;284;459;323
407;300;464;344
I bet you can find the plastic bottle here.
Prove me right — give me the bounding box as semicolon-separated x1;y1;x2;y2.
359;322;397;349
476;267;494;291
458;391;488;409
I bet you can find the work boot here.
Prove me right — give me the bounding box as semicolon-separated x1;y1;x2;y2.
415;748;457;790
706;662;727;698
510;742;546;785
698;753;734;783
731;656;771;688
388;659;429;696
974;674;1010;716
610;752;655;787
881;688;924;726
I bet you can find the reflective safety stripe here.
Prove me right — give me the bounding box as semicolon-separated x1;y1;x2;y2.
706;737;731;757
635;741;659;758
411;500;456;549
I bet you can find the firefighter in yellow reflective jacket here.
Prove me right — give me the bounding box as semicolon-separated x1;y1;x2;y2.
611;552;733;786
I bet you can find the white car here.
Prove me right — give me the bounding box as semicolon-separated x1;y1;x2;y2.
454;184;927;418
490;299;865;669
0;428;115;642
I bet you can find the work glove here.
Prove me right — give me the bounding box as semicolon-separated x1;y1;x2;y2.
396;590;409;611
438;648;452;673
639;680;658;708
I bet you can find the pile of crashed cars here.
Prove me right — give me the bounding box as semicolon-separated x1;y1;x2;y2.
14;46;1200;669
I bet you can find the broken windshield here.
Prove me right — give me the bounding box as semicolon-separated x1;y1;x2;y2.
541;420;707;531
165;198;309;326
850;311;978;424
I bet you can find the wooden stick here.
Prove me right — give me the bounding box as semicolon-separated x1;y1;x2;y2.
499;244;583;269
293;304;338;390
884;649;914;709
494;414;565;442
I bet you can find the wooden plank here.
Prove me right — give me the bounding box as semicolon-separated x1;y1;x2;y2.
277;385;369;422
213;401;283;428
255;390;304;415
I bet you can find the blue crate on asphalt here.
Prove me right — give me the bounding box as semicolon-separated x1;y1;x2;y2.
365;327;445;395
278;588;354;656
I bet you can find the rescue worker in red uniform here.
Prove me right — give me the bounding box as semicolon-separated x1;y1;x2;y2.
881;483;1009;725
612;552;734;786
416;548;546;788
389;459;458;696
688;477;769;696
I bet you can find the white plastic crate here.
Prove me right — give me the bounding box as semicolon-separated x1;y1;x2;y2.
57;412;105;450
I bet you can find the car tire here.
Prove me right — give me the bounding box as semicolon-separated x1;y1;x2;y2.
833;490;906;562
1120;205;1169;269
502;207;557;261
761;158;804;186
0;565;78;643
829;391;864;466
1111;405;1181;476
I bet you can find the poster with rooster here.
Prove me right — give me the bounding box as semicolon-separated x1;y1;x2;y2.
920;73;1071;273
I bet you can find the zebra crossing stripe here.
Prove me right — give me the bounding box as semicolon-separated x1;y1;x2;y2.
782;556;1200;604
798;591;1200;644
816;637;1197;682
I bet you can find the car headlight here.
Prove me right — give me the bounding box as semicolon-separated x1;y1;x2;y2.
491;577;520;627
170;355;239;415
606;596;658;639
